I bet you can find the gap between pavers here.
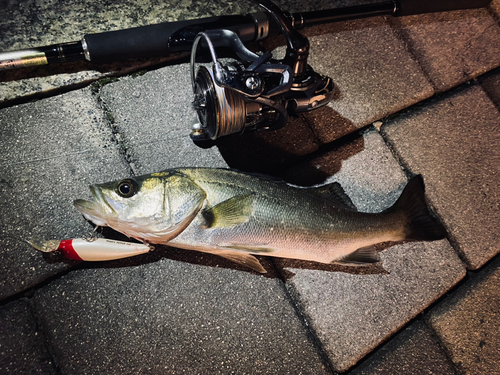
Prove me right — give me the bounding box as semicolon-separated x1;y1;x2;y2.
0;298;56;374
98;65;229;175
275;129;465;373
382;84;500;270
481;68;500;110
349;320;457;374
0;88;131;300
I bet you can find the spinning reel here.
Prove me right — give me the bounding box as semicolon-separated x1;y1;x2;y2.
190;0;334;141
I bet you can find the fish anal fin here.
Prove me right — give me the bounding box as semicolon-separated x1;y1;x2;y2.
334;246;381;266
202;194;254;229
216;250;267;273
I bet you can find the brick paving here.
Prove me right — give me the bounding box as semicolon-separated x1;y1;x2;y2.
1;1;499;373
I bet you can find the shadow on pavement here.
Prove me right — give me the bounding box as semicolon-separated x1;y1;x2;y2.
212;105;365;186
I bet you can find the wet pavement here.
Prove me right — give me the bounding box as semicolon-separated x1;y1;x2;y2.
1;0;500;374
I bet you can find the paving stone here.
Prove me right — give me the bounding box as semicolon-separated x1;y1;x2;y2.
382;85;500;269
350;320;456;375
276;129;466;373
98;65;230;175
0;88;130;299
391;8;500;93
283;239;464;374
481;69;500;110
0;298;56;374
33;259;330;375
295;17;433;142
426;254;500;375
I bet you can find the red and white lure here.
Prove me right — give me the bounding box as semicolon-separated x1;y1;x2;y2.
31;238;152;261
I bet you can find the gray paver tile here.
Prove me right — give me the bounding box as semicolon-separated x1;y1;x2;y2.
276;129;465;372
298;17;433;142
426;255;500;375
350;320;456;375
99;65;229;175
0;298;56;374
284;238;463;373
382;85;500;269
0;88;130;299
33;260;329;374
392;8;500;92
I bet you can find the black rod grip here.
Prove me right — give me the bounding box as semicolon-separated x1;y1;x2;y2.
396;0;492;16
83;16;251;63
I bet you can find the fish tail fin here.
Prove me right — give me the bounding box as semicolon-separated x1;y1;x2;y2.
387;175;447;241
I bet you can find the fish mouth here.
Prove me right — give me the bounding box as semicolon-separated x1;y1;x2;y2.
73;185;112;227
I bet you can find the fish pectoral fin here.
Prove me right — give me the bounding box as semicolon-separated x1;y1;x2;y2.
216;250;267;273
202;194;254;229
334;246;381;266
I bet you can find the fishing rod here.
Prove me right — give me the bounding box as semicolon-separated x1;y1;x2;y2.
0;0;491;71
0;0;491;141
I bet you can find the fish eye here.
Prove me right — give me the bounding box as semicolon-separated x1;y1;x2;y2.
116;179;138;198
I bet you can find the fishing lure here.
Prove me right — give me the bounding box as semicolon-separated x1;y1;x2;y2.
31;237;152;261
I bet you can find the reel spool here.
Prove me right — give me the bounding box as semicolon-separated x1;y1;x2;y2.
190;0;335;141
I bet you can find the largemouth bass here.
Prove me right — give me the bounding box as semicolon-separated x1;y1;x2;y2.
74;168;446;273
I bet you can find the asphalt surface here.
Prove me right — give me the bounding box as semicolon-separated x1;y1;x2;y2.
1;0;500;374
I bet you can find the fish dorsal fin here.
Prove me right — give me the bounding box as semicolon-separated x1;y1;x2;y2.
216;250;267;273
309;182;357;211
334;246;380;266
202;194;254;229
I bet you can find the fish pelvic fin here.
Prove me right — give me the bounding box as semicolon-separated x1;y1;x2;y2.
216;250;267;273
334;246;381;266
387;175;447;242
202;194;254;229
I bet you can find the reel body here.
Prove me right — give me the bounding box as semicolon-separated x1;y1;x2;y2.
190;0;335;141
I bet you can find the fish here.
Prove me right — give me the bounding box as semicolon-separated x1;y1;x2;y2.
73;168;446;273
